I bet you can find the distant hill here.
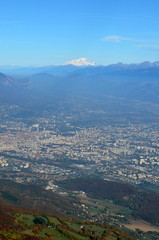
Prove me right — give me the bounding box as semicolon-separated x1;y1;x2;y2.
25;73;59;92
55;64;159;103
0;64;87;77
0;72;14;86
1;61;159;105
0;73;20;103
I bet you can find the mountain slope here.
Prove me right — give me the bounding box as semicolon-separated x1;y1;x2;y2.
55;65;159;103
0;179;79;217
0;203;136;240
1;62;159;105
62;178;159;226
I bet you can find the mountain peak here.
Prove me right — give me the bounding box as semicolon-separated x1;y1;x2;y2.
64;58;96;66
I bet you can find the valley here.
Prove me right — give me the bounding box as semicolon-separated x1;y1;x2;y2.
0;63;159;239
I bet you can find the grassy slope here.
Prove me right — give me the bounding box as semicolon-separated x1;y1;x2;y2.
0;204;135;240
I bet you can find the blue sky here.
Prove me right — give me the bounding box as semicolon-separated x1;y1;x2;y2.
1;0;159;66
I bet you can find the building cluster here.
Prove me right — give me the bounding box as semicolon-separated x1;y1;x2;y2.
0;107;159;188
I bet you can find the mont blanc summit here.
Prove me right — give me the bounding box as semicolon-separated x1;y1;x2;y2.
64;58;96;66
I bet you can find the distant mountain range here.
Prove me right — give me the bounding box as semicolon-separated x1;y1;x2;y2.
1;61;159;105
1;61;159;77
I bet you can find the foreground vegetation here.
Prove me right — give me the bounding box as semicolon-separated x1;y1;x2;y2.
62;178;159;226
0;204;136;240
1;179;159;239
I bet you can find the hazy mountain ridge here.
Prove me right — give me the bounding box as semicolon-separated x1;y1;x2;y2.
0;72;15;87
1;61;159;76
1;61;159;104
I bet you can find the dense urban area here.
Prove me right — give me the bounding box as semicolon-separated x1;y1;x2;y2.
0;103;159;192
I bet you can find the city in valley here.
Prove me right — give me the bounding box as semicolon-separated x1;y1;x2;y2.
0;103;159;193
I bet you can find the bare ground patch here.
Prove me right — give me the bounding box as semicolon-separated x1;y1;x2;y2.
123;220;159;232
